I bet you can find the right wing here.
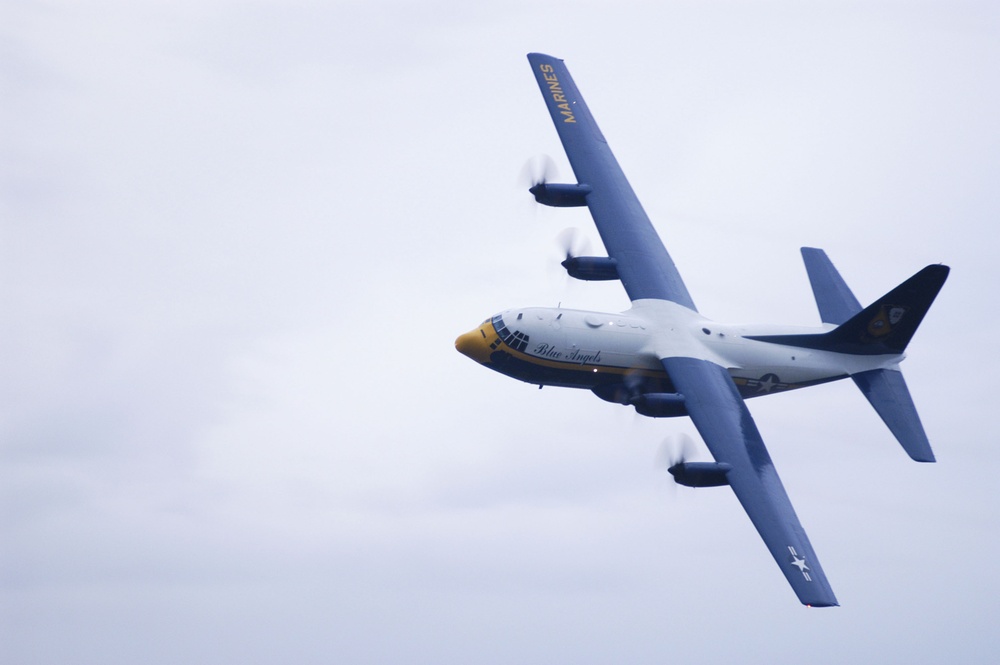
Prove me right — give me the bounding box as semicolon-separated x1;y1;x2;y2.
527;53;696;310
661;356;840;607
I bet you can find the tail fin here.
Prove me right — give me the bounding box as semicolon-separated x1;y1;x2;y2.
817;262;949;355
749;248;949;462
749;253;949;356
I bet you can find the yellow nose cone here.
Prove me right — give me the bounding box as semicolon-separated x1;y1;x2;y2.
455;325;493;364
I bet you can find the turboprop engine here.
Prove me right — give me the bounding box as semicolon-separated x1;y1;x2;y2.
561;255;619;281
668;462;732;488
529;182;591;207
631;392;687;418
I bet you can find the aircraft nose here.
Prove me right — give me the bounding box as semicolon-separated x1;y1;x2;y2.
455;325;493;364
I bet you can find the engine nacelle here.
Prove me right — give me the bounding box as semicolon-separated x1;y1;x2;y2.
562;256;619;281
631;392;687;418
668;462;732;488
529;182;591;207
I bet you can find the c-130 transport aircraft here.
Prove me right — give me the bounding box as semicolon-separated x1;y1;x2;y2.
455;53;948;607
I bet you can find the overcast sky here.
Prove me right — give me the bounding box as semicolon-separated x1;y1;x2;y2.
3;1;999;663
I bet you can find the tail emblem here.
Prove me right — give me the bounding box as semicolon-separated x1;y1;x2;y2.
866;305;908;338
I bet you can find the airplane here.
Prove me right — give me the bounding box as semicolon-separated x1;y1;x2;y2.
455;53;949;607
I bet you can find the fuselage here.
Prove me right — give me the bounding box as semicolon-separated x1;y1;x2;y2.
456;301;904;409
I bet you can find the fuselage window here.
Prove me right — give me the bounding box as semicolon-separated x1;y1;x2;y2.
491;314;529;352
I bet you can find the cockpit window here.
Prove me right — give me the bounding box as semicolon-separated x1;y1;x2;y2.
492;313;529;352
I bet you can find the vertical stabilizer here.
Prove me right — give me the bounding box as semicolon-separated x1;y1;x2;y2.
754;258;948;356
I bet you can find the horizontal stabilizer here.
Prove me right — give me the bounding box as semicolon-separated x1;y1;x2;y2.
852;369;935;462
800;247;861;325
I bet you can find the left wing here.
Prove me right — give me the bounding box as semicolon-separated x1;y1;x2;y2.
527;53;696;309
661;356;839;607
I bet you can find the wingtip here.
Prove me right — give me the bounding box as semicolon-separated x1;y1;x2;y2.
801;589;839;608
527;52;561;62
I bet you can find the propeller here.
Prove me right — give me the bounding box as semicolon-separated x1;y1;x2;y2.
518;154;559;193
555;227;591;264
621;369;647;405
656;432;697;488
518;155;559;222
546;227;592;283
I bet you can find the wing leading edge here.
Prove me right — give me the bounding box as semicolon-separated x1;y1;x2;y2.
527;53;696;309
661;356;839;607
